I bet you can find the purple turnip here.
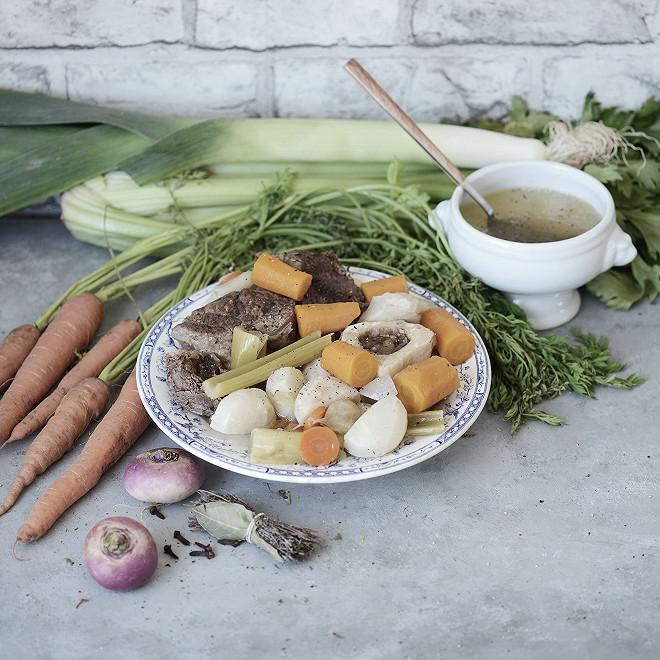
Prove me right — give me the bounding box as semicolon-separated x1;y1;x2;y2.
84;516;157;591
123;447;205;504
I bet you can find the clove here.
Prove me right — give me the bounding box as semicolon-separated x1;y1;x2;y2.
173;530;190;546
163;544;179;560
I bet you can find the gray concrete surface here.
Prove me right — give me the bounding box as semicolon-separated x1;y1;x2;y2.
0;217;658;660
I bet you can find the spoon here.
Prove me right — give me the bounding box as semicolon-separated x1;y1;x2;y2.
344;58;495;223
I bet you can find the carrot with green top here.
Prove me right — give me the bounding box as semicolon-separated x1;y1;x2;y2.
0;293;103;445
0;325;41;392
16;369;151;543
8;319;141;444
0;378;109;515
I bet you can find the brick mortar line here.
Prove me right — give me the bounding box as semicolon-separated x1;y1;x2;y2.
0;39;658;54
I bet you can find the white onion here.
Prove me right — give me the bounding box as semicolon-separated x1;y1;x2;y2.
211;388;276;434
294;376;360;424
323;399;363;434
266;367;306;421
302;357;330;382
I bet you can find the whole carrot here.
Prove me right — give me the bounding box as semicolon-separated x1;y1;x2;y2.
0;378;109;515
0;325;40;392
17;369;151;543
8;319;141;444
0;293;103;445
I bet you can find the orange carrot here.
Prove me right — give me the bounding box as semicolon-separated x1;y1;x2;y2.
0;293;103;445
299;426;340;466
361;275;408;303
295;302;361;337
303;405;327;430
0;324;40;392
252;253;312;301
420;308;476;365
218;270;242;284
17;368;150;543
8;319;141;444
393;356;459;413
0;378;109;515
321;340;379;388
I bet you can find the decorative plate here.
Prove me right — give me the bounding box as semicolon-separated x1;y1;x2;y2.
136;267;491;484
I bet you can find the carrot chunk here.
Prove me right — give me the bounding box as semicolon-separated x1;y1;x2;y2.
420;308;476;365
252;253;312;301
393;356;459;413
303;405;327;429
300;426;340;466
321;340;378;388
361;275;408;302
295;302;361;337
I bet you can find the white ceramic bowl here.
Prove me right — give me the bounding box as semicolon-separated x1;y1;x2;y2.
431;161;637;330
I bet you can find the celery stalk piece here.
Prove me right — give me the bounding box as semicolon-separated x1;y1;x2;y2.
203;334;332;399
204;332;321;387
405;423;446;437
406;409;445;436
249;428;303;465
230;327;268;370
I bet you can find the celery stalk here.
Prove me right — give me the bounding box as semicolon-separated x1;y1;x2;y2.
230;328;267;369
406;410;445;436
203;334;332;399
249;428;302;465
204;332;321;387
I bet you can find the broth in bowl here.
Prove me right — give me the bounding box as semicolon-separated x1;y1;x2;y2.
461;187;600;243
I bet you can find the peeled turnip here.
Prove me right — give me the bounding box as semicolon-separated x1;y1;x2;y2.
211;388;276;434
266;367;305;421
323;399;363;434
123;447;205;504
359;293;434;323
344;396;408;458
84;516;157;591
359;375;398;401
294;376;360;425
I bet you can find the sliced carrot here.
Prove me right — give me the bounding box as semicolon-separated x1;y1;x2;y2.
321;340;378;388
361;275;408;302
420;308;476;365
393;356;459;413
295;302;361;337
252;253;312;301
0;324;40;392
303;405;327;430
300;426;340;466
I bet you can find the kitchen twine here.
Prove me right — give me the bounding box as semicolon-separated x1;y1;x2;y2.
245;512;265;543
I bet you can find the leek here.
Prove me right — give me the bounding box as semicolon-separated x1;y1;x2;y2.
230;328;267;370
203;334;333;399
406;409;446;437
249;429;302;466
0;89;537;216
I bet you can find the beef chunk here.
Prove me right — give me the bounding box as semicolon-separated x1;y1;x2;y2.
170;287;297;360
171;252;365;362
166;350;228;416
279;251;366;309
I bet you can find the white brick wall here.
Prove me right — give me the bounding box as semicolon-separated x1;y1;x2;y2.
0;0;659;121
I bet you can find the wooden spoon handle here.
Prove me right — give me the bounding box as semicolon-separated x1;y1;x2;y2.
344;58;465;186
